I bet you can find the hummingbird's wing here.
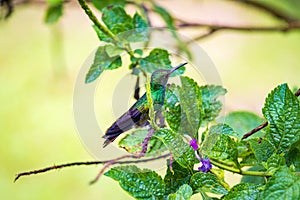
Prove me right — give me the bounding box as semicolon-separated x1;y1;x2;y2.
103;94;149;147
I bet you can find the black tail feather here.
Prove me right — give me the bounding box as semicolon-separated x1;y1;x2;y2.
102;132;122;148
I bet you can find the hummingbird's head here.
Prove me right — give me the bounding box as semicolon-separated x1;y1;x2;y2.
150;62;187;88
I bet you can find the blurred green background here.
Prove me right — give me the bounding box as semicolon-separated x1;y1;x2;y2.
1;1;300;199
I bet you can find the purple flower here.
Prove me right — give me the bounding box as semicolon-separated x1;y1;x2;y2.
189;139;198;150
198;158;212;173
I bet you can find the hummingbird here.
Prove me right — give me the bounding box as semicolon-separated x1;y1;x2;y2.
103;62;187;147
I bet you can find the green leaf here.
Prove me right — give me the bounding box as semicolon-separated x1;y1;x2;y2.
92;25;113;43
164;84;181;132
116;13;149;43
222;183;262;200
102;5;133;34
118;129;166;157
104;165;165;200
237;140;252;158
154;128;197;169
286;143;300;171
249;136;276;163
190;172;228;195
91;0;125;11
239;151;258;166
223;111;265;139
85;46;122;83
152;4;174;30
167;184;193;200
46;0;62;3
134;49;143;56
164;78;202;137
164;160;193;195
127;13;149;42
98;7;149;43
201;125;239;166
210;168;230;190
200;85;227;125
138;48;171;73
262;83;300;154
259;167;300;200
44;3;63;24
264;153;286;173
105;44;124;57
178;76;202;138
208;124;237;137
133;13;148;30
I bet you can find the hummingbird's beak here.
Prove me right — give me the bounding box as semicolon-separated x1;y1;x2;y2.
169;62;188;74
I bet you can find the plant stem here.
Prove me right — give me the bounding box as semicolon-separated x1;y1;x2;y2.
77;0;118;42
210;159;272;177
242;121;268;140
14;154;170;182
146;77;159;130
77;0;135;57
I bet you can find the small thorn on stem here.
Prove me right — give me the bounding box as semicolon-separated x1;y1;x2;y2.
242;121;268;140
14;153;169;183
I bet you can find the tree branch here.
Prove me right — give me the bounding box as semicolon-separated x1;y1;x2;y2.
186;28;218;43
177;21;300;42
14;152;169;182
177;21;300;32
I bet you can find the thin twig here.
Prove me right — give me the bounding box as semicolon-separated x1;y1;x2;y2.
171;21;300;42
242;121;268;140
242;88;300;140
90;129;155;184
177;22;300;32
14;152;169;182
178;22;300;43
186;28;218;43
141;3;152;27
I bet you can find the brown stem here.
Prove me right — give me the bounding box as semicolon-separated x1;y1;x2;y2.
186;28;218;43
295;88;300;97
14;152;169;183
242;121;268;140
170;21;300;42
242;87;300;140
177;22;300;32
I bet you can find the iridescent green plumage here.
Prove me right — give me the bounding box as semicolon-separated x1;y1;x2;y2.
103;63;187;147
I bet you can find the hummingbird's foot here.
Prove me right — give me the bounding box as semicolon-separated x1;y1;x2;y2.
169;154;174;174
